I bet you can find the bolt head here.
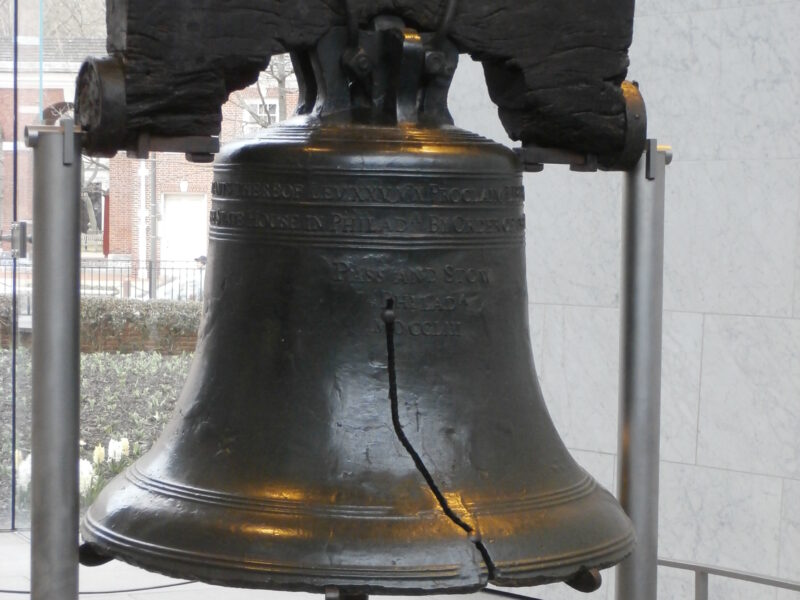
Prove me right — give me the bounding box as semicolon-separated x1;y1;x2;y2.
425;51;447;75
343;48;373;77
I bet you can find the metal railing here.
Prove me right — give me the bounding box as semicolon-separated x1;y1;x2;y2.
0;259;206;302
81;232;104;253
659;559;800;600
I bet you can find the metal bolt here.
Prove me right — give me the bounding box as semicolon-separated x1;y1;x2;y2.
658;144;674;165
425;50;447;76
343;47;372;78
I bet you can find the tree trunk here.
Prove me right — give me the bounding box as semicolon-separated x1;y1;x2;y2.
276;58;288;122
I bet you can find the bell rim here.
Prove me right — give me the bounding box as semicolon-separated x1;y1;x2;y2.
81;514;634;593
81;465;634;593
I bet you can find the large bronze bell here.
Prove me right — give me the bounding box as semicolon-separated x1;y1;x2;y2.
81;18;634;594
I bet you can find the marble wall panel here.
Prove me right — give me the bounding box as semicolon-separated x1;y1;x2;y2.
539;305;620;455
524;169;622;308
710;577;779;600
662;160;798;317
536;307;703;465
571;449;617;493
660;311;704;464
635;0;719;17
449;57;623;309
779;479;800;581
629;11;722;162
656;566;695;600
794;203;800;318
448;57;511;146
716;3;800;161
659;462;783;574
697;315;800;479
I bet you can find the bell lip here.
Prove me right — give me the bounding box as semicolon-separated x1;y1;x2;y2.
489;528;636;588
78;534;633;596
80;475;635;593
80;519;488;594
78;524;632;594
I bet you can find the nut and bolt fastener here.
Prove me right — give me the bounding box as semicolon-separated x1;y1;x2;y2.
343;48;373;77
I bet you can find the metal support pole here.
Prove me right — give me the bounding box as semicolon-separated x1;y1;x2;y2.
149;157;158;298
616;139;670;600
26;121;82;600
695;571;709;600
137;161;148;286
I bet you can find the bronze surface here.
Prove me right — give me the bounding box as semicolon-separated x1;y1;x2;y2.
81;119;634;592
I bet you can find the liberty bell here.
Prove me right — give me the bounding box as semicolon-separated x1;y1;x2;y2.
80;17;635;595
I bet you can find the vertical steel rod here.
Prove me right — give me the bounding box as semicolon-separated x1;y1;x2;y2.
149;158;158;298
10;0;20;532
695;571;709;600
616;139;669;600
27;121;82;600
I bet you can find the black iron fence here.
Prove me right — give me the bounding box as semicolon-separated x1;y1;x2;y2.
0;259;206;303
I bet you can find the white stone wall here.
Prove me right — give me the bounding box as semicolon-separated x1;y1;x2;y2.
448;1;800;598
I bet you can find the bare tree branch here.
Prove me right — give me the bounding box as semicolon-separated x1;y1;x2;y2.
228;91;272;133
255;80;273;126
0;0;12;37
43;0;105;38
264;54;294;122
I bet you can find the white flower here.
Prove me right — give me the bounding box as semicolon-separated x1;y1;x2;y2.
17;454;32;490
79;459;95;496
92;444;105;465
120;438;130;458
14;449;23;470
107;439;122;463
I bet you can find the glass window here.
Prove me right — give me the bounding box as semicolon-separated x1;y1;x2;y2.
0;5;299;530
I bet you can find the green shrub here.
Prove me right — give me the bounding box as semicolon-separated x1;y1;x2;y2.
0;349;193;522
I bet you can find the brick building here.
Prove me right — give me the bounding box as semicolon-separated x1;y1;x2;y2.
0;36;105;242
1;30;298;298
107;79;300;273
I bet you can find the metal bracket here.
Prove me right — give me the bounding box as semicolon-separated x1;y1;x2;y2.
646;139;674;180
516;145;598;173
63;119;76;165
0;221;30;259
11;222;28;259
126;133;220;162
518;137;671;176
516;80;647;173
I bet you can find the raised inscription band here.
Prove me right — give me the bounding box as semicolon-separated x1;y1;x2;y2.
211;177;525;207
209;197;526;249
